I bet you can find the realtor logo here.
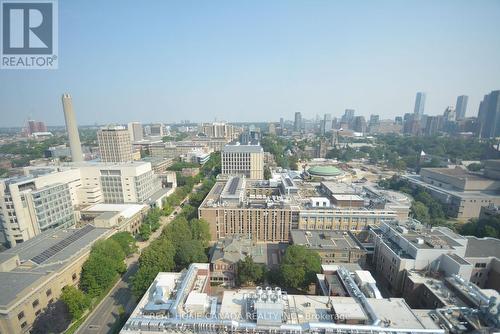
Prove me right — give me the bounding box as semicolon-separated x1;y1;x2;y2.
1;0;58;69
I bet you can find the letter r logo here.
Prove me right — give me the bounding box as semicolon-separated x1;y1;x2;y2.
2;1;53;54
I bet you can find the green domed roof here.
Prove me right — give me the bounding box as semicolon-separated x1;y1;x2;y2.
308;165;343;176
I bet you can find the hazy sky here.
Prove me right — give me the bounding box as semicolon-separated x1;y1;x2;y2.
1;0;500;126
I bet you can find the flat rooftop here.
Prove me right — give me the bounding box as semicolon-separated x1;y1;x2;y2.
210;236;285;267
465;236;500;258
0;226;110;308
123;265;440;333
201;178;405;215
331;194;364;201
321;182;357;194
222;142;263;153
403;175;500;199
82;203;148;219
291;230;360;250
384;221;466;251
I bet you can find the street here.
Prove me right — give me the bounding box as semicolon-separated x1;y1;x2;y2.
73;188;197;334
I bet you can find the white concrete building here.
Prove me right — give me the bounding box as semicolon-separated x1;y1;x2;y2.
0;162;162;247
78;162;162;204
221;141;264;179
127;122;143;142
97;125;133;163
0;169;82;247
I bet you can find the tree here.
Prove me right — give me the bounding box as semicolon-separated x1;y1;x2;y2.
280;264;306;290
91;239;126;274
80;255;119;297
236;256;265;286
79;239;127;297
174;240;208;269
60;286;90;320
110;232;137;256
132;238;176;298
138;223;151;241
411;201;430;224
138;238;176;269
264;166;272;180
189;219;211;246
280;245;321;290
162;216;192;247
180;203;197;221
467;163;482;172
459;216;500;238
289;155;299;170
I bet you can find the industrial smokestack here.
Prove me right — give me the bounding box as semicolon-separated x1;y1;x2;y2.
61;93;83;162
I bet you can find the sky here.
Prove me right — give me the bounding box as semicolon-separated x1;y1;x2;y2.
1;0;500;126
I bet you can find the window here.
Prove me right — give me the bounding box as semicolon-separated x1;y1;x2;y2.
17;311;25;320
35;309;41;316
72;273;77;281
21;322;27;329
32;299;39;308
46;289;52;297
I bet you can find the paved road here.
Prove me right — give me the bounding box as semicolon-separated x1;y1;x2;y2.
75;256;139;334
74;186;199;334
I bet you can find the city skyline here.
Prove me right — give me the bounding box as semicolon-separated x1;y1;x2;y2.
1;0;500;126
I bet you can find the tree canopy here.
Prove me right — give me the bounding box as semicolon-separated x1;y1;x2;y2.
110;232;137;256
60;286;90;320
280;245;321;290
236;256;265;286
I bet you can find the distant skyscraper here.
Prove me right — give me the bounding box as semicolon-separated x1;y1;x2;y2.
425;116;443;136
455;95;468;120
61;93;83;162
201;122;236;139
294;112;302;132
150;123;164;137
268;123;276;135
128;122;143;142
35;121;47;132
341;109;355;126
322;113;332;134
369;114;380;125
279;117;284;134
97;126;133;162
25;120;47;135
352;116;367;133
478;90;500;139
443;106;456;122
413;92;426;118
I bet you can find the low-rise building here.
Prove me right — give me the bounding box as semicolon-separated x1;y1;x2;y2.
209;236;285;286
79;203;149;234
403;163;500;220
181;167;200;177
0;226;111;333
291;230;366;265
181;150;211;165
401;270;500;332
150;141;212;159
121;263;447;334
367;219;500;295
199;176;409;243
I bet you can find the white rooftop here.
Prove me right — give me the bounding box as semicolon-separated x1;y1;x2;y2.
83;203;147;219
332;194;364;201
